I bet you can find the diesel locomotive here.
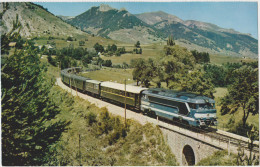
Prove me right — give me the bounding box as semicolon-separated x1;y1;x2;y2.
61;67;217;127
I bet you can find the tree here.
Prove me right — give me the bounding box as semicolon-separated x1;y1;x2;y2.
1;14;21;55
191;50;210;64
131;58;156;87
94;43;104;53
135;41;140;48
79;40;85;46
161;45;195;87
103;60;112;67
131;58;145;86
171;70;215;98
237;126;259;165
203;64;226;87
220;66;258;128
167;35;175;46
66;36;73;41
111;44;117;52
2;21;68;165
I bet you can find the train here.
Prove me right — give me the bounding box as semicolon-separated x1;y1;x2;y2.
61;67;217;127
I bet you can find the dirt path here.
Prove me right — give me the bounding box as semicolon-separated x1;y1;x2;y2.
56;77;150;125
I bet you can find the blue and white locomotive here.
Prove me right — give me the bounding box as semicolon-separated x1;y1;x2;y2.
140;88;217;127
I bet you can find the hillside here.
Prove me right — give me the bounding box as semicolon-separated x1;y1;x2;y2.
0;2;85;38
67;4;164;44
136;11;258;58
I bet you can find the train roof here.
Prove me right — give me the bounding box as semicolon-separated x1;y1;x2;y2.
86;79;101;84
70;74;89;82
143;88;215;104
101;82;147;94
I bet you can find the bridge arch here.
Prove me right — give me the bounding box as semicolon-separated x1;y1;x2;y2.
182;145;195;166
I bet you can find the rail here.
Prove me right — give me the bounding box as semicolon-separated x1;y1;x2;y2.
59;67;259;156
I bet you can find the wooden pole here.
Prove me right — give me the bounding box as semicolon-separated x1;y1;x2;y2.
124;79;127;128
79;134;81;166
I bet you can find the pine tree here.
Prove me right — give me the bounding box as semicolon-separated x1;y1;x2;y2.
167;35;175;46
1;17;69;166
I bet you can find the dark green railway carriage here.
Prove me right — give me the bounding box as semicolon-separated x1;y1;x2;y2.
100;81;147;109
70;75;87;91
61;71;71;85
85;80;101;95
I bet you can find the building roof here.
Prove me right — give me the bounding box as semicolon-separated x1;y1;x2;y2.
101;81;147;94
143;88;215;104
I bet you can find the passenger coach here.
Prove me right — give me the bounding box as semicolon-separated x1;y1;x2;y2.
100;82;147;109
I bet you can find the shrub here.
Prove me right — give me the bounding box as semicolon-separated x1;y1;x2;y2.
86;112;97;126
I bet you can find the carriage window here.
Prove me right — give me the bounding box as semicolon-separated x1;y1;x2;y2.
178;103;189;115
188;103;197;109
198;103;215;109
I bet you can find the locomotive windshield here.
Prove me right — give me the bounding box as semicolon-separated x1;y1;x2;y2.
188;103;215;109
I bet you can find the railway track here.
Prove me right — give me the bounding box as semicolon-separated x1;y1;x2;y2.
57;77;259;155
157;116;259;154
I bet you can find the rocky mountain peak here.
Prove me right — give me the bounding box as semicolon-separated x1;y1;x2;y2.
98;4;114;12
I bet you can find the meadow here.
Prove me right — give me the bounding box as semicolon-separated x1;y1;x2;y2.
38;36;258;133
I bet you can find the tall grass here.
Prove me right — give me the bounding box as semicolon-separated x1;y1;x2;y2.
47;86;178;166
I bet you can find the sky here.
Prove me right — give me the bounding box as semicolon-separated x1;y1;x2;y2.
35;1;258;39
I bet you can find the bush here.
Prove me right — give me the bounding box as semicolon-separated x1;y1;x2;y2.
228;121;259;139
86;112;97;126
66;36;73;41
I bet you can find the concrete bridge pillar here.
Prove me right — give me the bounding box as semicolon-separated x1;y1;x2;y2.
160;127;222;165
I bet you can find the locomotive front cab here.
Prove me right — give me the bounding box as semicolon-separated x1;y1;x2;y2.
188;102;217;127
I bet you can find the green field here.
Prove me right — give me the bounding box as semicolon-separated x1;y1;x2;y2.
79;68;134;84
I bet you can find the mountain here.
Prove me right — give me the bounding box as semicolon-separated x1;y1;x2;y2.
57;15;75;21
135;11;183;25
0;2;85;38
136;11;258;58
67;4;164;44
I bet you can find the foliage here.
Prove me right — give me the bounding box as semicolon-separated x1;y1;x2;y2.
133;48;142;54
1;22;68;165
161;45;195;87
191;50;210;64
220;66;258;127
170;70;215;98
135;41;141;48
227;120;259;139
1;14;22;55
197;150;237;166
102;59;112;67
66;36;73;41
47;54;57;66
167;35;175;46
131;58;156;87
85;112;97;126
79;40;85;46
203;64;226;87
237;126;259;166
94;42;104;53
48;87;177;166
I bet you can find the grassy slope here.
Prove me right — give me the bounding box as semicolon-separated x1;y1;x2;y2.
197;150;237;166
48;86;177;166
44;61;177;166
